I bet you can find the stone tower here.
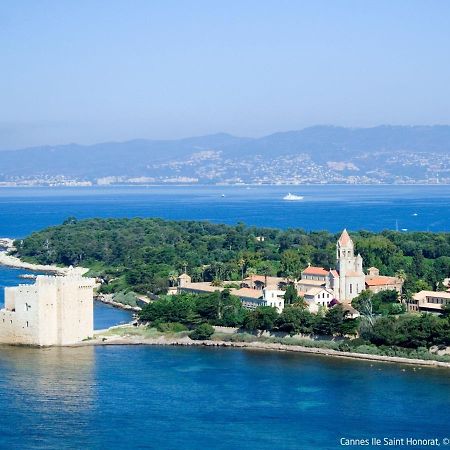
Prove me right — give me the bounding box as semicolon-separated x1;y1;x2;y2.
336;229;365;301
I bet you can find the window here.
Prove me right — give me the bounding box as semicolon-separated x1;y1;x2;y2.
350;284;353;294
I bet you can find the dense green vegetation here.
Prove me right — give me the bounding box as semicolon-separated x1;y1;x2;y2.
14;217;450;298
189;323;215;340
137;292;450;361
138;290;359;335
137;291;450;355
352;290;405;317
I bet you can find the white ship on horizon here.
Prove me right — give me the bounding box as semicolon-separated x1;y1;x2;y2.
283;193;304;201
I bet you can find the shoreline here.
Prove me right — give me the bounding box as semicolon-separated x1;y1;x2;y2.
0;241;135;312
95;294;141;312
0;238;89;276
1;237;448;369
81;332;450;369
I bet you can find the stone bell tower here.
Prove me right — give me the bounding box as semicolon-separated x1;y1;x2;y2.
336;229;365;301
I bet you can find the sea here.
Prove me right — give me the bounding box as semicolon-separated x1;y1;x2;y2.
0;184;449;450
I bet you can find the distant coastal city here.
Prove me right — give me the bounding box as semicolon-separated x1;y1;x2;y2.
1;126;450;186
2;1;450;447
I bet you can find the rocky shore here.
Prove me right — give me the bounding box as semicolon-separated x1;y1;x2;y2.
85;331;450;369
0;237;89;276
95;294;141;312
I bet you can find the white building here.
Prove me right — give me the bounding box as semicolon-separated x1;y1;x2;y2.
0;272;95;346
335;229;366;301
409;290;450;314
263;286;285;313
304;287;335;313
297;229;402;305
175;229;402;315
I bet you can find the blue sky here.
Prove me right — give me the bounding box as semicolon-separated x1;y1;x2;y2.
1;0;450;149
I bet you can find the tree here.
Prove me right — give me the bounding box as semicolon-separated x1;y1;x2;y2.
280;249;302;279
168;270;179;287
275;306;316;335
414;279;432;292
314;305;346;336
243;306;279;331
238;257;245;280
352;290;375;327
284;284;299;305
441;303;450;318
189;323;215;340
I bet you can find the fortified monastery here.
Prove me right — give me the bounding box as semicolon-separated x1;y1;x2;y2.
0;271;95;346
176;230;403;314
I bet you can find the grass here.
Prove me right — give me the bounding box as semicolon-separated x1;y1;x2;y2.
96;325;189;339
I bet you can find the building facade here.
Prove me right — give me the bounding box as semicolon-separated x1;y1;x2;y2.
297;230;403;304
174;229;402;314
409;290;450;314
0;272;95;346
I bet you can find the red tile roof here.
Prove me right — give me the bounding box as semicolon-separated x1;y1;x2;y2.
302;266;329;276
366;276;399;286
338;229;352;246
232;288;263;299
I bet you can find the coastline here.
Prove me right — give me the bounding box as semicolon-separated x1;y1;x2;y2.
0;240;136;311
0;238;89;276
82;330;450;369
95;294;141;312
2;235;449;369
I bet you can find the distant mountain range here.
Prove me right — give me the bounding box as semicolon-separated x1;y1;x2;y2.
1;125;450;185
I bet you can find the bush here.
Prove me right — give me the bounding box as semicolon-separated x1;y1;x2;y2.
338;342;351;352
189;323;215;340
347;337;370;347
112;291;139;307
156;322;188;333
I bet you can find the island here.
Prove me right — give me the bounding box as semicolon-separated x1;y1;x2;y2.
2;217;450;366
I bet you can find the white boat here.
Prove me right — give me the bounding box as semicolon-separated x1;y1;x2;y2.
283;193;304;201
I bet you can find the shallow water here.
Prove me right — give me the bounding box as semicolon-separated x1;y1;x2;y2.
0;345;448;449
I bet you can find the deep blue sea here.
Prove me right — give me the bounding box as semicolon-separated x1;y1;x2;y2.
0;345;449;450
0;185;449;449
0;184;448;237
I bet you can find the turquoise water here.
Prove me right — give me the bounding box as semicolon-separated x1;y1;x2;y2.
0;345;449;450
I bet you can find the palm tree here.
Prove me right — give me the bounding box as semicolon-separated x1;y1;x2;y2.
395;269;407;282
168;270;178;287
238;258;245;280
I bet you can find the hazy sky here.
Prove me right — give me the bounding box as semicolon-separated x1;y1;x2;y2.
1;0;450;149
